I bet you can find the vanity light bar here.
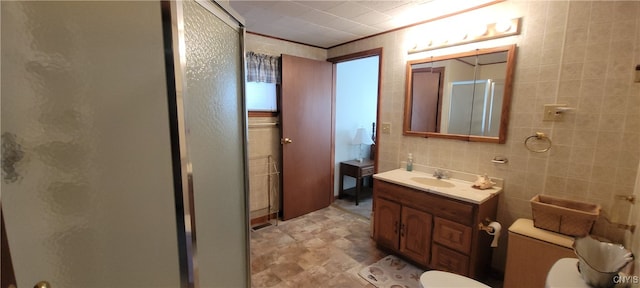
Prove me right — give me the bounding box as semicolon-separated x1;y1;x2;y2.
408;18;521;54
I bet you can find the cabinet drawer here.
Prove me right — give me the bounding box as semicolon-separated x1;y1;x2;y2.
374;179;474;225
361;166;375;176
433;217;472;254
431;244;470;276
340;163;359;176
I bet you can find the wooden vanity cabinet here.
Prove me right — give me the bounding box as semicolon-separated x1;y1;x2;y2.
373;179;498;280
374;197;433;266
374;197;400;248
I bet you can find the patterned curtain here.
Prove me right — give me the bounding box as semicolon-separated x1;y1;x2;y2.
246;51;280;84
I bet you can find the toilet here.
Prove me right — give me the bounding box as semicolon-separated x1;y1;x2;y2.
418;259;588;288
545;258;589;288
503;218;576;288
420;218;581;288
419;271;490;288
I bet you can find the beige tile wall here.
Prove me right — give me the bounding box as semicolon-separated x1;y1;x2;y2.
244;1;640;273
627;163;639;277
247;117;281;217
327;0;640;271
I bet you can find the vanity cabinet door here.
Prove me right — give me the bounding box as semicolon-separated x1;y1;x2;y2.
400;206;433;266
374;198;401;250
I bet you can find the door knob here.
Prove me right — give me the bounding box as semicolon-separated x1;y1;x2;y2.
34;281;51;288
281;138;293;144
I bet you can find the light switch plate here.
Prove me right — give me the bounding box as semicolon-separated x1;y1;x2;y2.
381;123;391;134
543;104;568;121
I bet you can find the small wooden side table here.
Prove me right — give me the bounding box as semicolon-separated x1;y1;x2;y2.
338;159;375;205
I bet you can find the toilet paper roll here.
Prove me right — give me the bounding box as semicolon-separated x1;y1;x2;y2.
488;221;501;247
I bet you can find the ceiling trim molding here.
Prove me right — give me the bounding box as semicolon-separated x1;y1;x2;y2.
247;31;327;50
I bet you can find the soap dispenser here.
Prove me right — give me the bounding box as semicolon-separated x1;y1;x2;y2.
406;153;413;171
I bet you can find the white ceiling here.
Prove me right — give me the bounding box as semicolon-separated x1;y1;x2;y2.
229;0;497;48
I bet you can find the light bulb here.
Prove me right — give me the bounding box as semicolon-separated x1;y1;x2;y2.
470;24;488;38
495;19;513;33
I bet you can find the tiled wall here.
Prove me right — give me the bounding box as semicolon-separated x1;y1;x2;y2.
328;0;640;271
245;34;327;219
627;164;639;276
247;117;281;218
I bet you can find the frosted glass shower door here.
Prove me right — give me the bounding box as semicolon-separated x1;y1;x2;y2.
179;0;248;287
447;80;476;135
1;2;181;287
448;79;502;137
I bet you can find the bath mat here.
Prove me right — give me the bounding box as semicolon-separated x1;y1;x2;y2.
358;255;424;288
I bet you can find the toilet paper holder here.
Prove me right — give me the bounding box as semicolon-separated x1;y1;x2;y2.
478;218;502;247
478;218;496;233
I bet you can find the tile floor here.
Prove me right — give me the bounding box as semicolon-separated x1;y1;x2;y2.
250;205;385;287
333;197;372;219
250;204;503;288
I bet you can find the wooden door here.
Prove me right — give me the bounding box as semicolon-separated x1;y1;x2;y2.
280;54;333;220
400;206;433;266
373;198;401;250
410;67;444;132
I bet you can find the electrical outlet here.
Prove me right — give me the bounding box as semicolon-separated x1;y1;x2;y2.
381;123;391;134
543;104;568;121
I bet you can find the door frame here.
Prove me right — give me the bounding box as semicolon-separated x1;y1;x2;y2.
328;48;384;190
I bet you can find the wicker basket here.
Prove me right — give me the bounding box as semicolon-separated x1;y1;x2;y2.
530;194;600;237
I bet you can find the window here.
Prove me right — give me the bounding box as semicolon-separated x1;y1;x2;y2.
246;81;277;113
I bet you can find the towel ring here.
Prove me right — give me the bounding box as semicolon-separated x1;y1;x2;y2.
524;132;552;153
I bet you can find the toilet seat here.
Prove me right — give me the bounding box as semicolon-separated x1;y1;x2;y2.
419;271;490;288
545;258;589;288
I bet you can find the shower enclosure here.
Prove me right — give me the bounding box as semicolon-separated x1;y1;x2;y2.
447;79;505;137
1;1;248;287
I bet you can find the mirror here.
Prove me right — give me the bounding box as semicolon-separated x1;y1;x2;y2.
403;44;516;143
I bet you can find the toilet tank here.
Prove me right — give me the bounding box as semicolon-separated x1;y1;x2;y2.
504;219;576;288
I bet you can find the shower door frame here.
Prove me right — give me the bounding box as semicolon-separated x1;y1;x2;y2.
162;1;249;287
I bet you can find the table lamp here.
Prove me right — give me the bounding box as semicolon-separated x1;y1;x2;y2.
352;127;373;162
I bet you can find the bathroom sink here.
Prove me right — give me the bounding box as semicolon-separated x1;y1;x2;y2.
410;177;455;188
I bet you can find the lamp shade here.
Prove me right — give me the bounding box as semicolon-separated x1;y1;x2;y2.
351;128;374;145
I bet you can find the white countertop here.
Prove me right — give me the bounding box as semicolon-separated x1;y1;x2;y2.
373;169;502;204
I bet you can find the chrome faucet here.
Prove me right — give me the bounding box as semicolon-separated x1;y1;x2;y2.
433;169;449;180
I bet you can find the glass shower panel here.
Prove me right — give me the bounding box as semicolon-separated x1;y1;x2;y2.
448;79;501;137
487;80;505;137
1;1;181;287
447;80;475;135
469;80;490;136
181;0;247;287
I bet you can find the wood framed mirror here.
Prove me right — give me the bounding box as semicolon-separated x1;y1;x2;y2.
403;44;516;143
